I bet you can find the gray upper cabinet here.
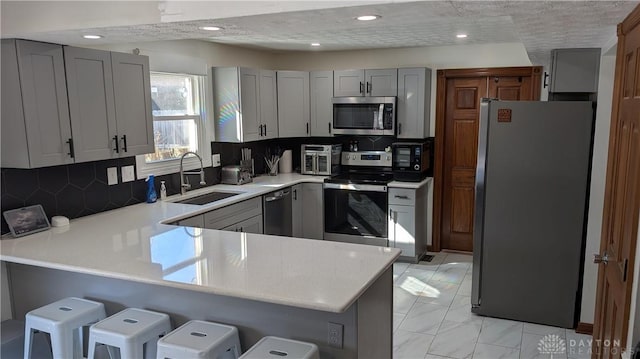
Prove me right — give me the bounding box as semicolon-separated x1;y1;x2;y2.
397;68;432;139
334;69;398;97
64;47;118;162
549;48;601;93
214;67;278;142
111;52;154;156
277;71;310;138
1;39;73;168
259;70;278;140
310;71;333;137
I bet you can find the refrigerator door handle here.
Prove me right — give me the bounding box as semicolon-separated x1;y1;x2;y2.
471;98;492;308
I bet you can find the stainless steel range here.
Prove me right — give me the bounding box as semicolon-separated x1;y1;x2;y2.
323;151;393;247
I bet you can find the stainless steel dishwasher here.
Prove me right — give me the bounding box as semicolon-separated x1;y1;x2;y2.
263;188;292;236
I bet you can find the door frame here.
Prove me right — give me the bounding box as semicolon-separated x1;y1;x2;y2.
433;66;542;252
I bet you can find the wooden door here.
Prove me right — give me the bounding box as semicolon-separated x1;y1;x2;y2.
441;77;487;251
592;6;640;358
488;76;533;100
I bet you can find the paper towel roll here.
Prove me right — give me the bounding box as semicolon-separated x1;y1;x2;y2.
279;150;293;173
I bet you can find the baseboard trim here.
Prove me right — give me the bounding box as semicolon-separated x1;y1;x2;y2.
575;322;593;335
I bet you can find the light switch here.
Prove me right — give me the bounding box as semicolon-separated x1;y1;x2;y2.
107;167;118;186
121;165;135;182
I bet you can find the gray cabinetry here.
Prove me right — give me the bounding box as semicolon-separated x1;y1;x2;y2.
111;52;154;156
388;186;428;262
334;69;397;97
292;183;323;240
397;68;432;139
177;214;205;228
277;71;310;138
222;214;264;234
214;67;278;142
1;39;73;168
64;47;118;162
203;197;263;233
310;71;333;137
549;48;601;93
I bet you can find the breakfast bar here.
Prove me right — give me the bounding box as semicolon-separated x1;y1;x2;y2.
0;175;400;359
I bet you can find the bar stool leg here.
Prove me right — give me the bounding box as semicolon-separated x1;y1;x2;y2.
73;327;83;358
122;344;144;359
23;328;34;359
51;330;75;359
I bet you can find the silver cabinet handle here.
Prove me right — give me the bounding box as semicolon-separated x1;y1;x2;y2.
328;123;331;134
398;122;402;135
394;195;410;199
367;82;371;94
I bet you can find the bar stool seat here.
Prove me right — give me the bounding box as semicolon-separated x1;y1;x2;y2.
239;336;319;359
88;308;171;359
156;320;241;359
24;297;106;359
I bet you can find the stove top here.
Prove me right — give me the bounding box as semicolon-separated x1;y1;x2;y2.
324;150;394;185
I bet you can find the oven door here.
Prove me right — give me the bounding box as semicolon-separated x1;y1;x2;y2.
323;183;388;246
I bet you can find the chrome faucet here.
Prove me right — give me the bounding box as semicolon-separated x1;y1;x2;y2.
179;151;206;195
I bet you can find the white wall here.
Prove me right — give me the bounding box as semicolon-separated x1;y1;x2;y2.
579;51;616;325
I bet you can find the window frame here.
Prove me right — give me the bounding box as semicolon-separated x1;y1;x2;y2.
136;72;212;179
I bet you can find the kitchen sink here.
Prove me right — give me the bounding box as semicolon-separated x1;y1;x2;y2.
175;191;241;205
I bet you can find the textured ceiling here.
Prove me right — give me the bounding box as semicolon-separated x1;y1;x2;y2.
5;1;639;66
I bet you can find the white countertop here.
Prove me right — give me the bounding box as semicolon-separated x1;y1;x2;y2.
388;177;432;189
0;173;400;313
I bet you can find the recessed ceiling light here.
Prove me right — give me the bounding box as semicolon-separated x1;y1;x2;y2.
356;15;380;21
311;43;321;47
82;34;103;39
200;26;222;31
456;34;468;38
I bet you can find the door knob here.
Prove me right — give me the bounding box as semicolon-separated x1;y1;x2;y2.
594;252;612;265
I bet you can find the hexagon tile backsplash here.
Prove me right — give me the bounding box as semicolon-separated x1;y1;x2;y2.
0;156;219;235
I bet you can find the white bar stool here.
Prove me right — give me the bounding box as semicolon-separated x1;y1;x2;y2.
156;320;241;359
239;336;319;359
24;297;106;359
88;308;171;359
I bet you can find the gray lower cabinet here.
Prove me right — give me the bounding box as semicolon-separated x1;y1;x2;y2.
1;39;73;168
388;187;428;262
277;71;310;138
222;214;263;234
292;183;323;240
397;68;431;139
177;214;205;228
203;197;263;233
310;71;333;137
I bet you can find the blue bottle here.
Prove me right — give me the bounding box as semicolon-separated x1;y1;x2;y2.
146;175;157;203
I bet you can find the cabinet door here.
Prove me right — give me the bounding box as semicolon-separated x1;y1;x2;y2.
397;68;431;139
1;40;30;168
177;215;205;228
292;184;303;237
389;204;416;257
550;48;601;93
302;183;323;240
260;70;279;139
334;69;364;97
239;68;261;142
65;47;118;162
366;69;398;97
310;71;333;137
235;214;264;234
111;52;154;156
277;71;310;138
16;40;74;167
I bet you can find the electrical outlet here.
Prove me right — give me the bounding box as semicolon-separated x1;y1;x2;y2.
121;165;135;182
107;167;118;186
327;322;343;349
212;153;221;167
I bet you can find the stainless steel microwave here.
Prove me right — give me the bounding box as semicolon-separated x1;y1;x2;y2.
332;97;396;136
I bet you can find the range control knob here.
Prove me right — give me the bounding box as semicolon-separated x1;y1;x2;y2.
414;164;420;171
386;156;391;161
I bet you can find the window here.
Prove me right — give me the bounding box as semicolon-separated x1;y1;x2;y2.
136;72;211;178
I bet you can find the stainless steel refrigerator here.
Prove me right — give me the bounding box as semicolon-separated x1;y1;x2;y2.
471;99;594;328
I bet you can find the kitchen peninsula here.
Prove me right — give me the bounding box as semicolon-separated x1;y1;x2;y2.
1;174;400;359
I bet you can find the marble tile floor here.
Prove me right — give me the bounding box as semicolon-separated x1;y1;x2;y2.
393;252;592;359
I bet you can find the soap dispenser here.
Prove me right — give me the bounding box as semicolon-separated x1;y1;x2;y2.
146;175;157;203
